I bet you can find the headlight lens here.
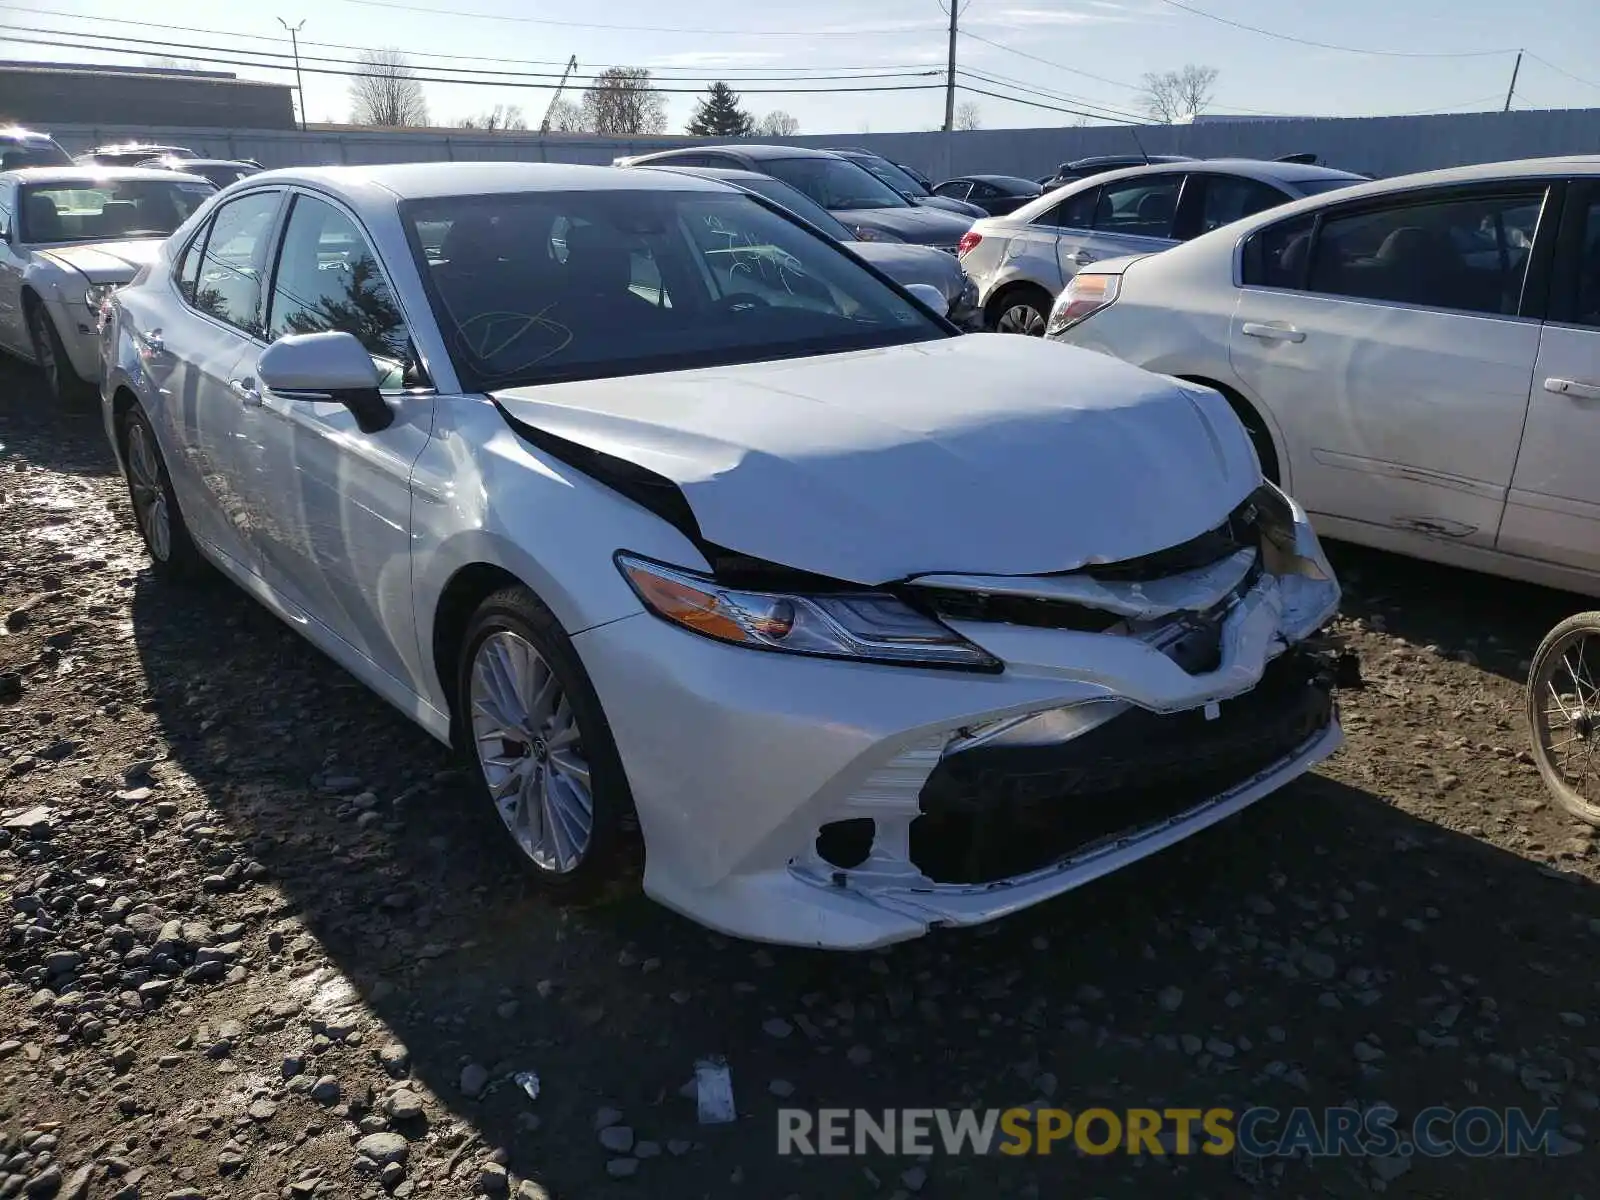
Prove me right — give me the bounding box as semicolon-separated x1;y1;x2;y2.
853;225;904;244
84;282;119;311
1251;482;1329;581
616;554;1000;671
1046;272;1120;336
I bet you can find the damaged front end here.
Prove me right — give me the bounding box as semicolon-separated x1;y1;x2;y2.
789;482;1348;931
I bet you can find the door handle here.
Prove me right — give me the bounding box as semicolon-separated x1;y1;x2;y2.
1069;249;1097;265
229;377;261;406
1240;322;1306;343
1544;377;1600;401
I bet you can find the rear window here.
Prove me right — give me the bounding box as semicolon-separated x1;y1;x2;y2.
762;158;909;211
18;178;215;244
0;140;70;170
401;188;945;390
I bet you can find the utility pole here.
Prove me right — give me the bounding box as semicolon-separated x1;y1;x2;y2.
942;0;958;132
541;55;579;133
1503;49;1523;112
278;18;307;132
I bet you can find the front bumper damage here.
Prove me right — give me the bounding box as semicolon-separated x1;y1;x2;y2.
574;488;1348;949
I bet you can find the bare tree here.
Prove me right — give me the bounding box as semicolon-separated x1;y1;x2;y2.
580;66;667;135
458;104;527;131
543;98;587;133
349;48;429;128
1139;64;1218;124
754;110;799;138
955;100;982;131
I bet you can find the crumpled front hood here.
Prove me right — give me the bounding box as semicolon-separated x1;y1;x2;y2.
836;204;974;246
844;241;966;302
492;336;1261;585
35;239;163;282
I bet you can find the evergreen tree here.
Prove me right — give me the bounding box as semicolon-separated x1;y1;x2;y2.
687;82;754;137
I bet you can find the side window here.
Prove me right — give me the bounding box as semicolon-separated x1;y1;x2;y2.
191;191;282;335
1042;185;1099;230
1242;215;1315;289
934;181;970;200
969;182;1000;201
1092;174;1184;238
267;194;414;387
175;228;205;302
1307;190;1545;316
1197;175;1292;237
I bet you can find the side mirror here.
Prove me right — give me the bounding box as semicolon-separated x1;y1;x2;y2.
904;282;949;315
257;331;393;433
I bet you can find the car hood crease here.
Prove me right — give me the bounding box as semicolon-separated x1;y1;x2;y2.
36;239;164;280
491;336;1260;585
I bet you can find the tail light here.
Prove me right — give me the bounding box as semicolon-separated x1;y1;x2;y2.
1046;272;1121;336
957;231;982;257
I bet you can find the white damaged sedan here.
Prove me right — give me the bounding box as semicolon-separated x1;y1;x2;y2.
100;163;1345;949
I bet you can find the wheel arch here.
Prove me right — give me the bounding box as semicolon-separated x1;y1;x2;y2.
984;279;1055;329
1174;373;1286;488
430;561;525;727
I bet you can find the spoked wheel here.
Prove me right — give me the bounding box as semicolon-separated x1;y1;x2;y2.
119;405;207;580
27;302;93;405
1528;612;1600;825
456;586;640;900
995;298;1047;336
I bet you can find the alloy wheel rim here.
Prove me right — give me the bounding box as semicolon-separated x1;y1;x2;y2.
1536;628;1600;807
998;303;1046;336
125;424;171;562
470;630;594;874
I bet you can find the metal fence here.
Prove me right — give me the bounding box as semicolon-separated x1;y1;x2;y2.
46;106;1600;183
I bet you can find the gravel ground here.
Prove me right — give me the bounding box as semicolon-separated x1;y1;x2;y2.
4;362;1600;1199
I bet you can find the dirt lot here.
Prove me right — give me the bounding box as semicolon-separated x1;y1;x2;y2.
3;362;1600;1199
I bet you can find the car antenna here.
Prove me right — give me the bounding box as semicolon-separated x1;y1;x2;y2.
1128;125;1152;165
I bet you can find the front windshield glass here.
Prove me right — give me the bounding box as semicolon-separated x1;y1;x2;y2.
852;156;929;197
1293;177;1365;197
736;177;856;241
762;157;910;211
401;187;945;391
18;179;215;243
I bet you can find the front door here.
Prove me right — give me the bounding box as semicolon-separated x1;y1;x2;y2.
1229;184;1548;548
233;190;435;688
1501;181;1600;573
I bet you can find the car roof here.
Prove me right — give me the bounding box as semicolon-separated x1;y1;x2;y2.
632;164;771;184
1069;154;1193;168
685;144;839;162
962;174;1043;190
145;158;258;169
0;127;59;144
87;142;190;153
0;166;211;185
241;161;735;201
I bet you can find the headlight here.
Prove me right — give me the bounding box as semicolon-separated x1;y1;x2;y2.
1251;483;1329;581
616;553;1000;671
84;282;119;311
853;226;904;244
1046;272;1120;336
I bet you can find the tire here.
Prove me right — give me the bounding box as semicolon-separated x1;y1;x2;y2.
1236;408;1281;486
989;285;1052;337
119;405;208;581
26;300;93;406
454;585;641;902
1527;612;1600;825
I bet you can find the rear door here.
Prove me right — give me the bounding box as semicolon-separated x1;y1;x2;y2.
1501;179;1600;572
1061;172;1185;276
1229;183;1550;547
1184;172;1296;240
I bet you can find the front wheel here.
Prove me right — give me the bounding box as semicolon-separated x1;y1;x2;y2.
1527;612;1600;825
455;586;640;901
120;405;208;581
27;302;93;405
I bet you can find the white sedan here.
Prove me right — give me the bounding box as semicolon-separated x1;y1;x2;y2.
1049;155;1600;596
959;159;1363;336
100;163;1345;949
0;166;215;401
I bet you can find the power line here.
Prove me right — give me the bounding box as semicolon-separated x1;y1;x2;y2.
955;81;1149;123
957;67;1150;123
0;31;949;94
0;23;944;87
1151;0;1516;59
332;0;944;37
958;29;1143;92
1524;52;1600;93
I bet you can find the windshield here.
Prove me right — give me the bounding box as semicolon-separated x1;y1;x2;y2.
850;155;929;197
762;157;910;211
18;178;216;244
0;142;71;170
401;188;944;391
735;176;855;241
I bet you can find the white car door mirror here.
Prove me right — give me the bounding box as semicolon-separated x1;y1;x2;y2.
257;331;392;434
904;282;948;315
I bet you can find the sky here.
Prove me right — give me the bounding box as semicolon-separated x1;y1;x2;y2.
2;0;1599;134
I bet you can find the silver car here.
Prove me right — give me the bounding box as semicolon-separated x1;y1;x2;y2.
959;159;1364;336
0;166;216;400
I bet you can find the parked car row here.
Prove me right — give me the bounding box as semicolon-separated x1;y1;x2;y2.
72;159;1348;950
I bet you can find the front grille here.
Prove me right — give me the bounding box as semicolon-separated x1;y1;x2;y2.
910;649;1335;884
915;588;1122;633
1079;496;1261;583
